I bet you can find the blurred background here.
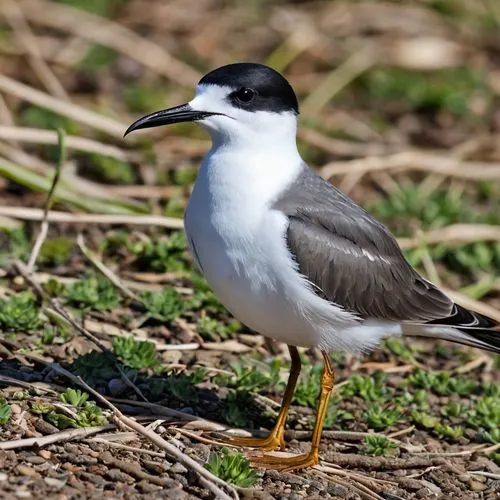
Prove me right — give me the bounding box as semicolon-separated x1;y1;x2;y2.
1;0;500;306
0;2;500;497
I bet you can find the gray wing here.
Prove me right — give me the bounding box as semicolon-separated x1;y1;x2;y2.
273;166;453;321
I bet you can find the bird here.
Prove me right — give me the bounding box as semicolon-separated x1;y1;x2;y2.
125;62;500;472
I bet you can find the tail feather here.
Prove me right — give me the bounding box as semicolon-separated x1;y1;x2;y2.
403;304;500;353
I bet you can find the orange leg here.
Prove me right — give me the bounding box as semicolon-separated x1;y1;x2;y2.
227;345;301;451
249;350;334;472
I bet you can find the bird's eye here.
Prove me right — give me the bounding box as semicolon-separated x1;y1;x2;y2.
234;87;255;103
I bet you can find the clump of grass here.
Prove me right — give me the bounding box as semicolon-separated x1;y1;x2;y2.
363;405;401;430
216;357;282;393
224;391;254;428
64;277;121;311
0;227;30;265
112;336;159;369
362;435;398;456
70;351;133;388
40;325;71;345
293;361;322;408
196;316;240;341
59;388;89;406
131;232;189;273
204;447;259;488
139;287;187;323
435;423;464;441
85;155;136;185
341;373;391;402
32;400;108;429
150;373;199;403
0;292;44;332
0;399;12;425
407;369;476;396
39;237;73;266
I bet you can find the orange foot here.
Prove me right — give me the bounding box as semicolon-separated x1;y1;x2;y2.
249;451;319;472
224;431;285;452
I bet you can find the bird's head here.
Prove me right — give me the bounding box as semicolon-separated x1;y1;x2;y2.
125;63;299;147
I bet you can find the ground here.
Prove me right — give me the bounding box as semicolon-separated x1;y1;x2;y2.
0;0;500;499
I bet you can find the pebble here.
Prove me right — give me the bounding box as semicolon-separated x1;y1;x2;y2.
16;465;41;479
37;450;51;460
0;473;7;482
137;480;161;493
106;468;134;484
468;479;487;491
162;487;188;500
10;404;22;415
26;456;45;465
170;463;188;474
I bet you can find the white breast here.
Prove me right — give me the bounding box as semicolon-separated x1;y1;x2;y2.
184;144;365;350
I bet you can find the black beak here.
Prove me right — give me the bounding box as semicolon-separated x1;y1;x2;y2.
124;103;220;137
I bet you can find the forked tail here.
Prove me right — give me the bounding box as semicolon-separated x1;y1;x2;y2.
403;303;500;353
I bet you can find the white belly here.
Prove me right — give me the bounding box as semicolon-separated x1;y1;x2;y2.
185;194;322;347
183;149;387;353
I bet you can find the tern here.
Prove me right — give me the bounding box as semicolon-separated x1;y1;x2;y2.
125;62;500;472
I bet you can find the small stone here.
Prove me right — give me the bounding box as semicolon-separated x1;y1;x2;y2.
468;479;487;491
44;477;66;489
26;456;45;465
457;473;470;483
106;468;134;484
137;480;161;493
170;463;188;474
162;488;188;500
37;450;51;460
16;465;41;479
10;404;22;415
0;472;7;482
62;462;79;473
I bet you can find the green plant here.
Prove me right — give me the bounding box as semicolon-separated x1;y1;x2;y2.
39;237;73;266
112;336;159;369
0;399;12;425
64;277;120;311
59;388;89;406
32;400;108;429
441;401;468;419
224;391;254;428
40;325;71;345
341;373;391;402
86;155;136;185
362;435;398;456
293;362;322;408
131;232;189;273
0;293;44;332
204;447;258;488
216;357;282;393
139;288;187;323
435;423;464;441
197;316;240;341
363;405;401;430
411;411;439;429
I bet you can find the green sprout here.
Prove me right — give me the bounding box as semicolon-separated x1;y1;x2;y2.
362;435;398;456
435;423;464;441
64;277;120;311
112;336;159;369
0;399;12;425
224;391;254;428
139;288;187;323
204;447;259;488
0;292;44;332
363;405;401;430
131;232;189;273
341;373;391;402
59;388;89;406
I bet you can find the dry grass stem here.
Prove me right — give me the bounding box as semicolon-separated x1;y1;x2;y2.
20;0;200;86
321;151;500;180
0;126;129;160
2;0;69;100
0;207;184;229
49;364;238;500
0;73;125;137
